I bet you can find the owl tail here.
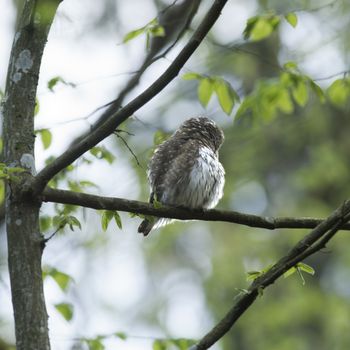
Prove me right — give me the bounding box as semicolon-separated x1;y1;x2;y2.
138;218;158;236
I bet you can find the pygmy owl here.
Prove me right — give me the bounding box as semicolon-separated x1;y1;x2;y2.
138;117;225;236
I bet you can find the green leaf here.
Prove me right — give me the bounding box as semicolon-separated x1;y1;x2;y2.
101;210;114;231
182;72;203;80
152;339;167;350
44;267;73;292
284;13;298;28
292;79;308;107
284;266;297;278
67;216;82;231
90;146;115;164
40;215;52;232
149;25;165;38
123;27;146;43
113;211;123;230
235;288;251;295
68;180;99;192
68;180;82;192
84;337;105;350
6;166;26;174
123;17;164;44
243;16;259;39
34;98;40;116
198;78;214;107
327;78;350;106
276;88;294;113
297;262;315;275
246;264;273;281
283;61;298;70
47;76;76;92
54;302;74;321
38;129;52;150
170;338;197;350
251;18;274;41
52;215;81;231
244;15;280;41
309;80;326;103
114;332;127;340
79;180;99;189
213;78;239;115
235;96;254;119
246;270;262;281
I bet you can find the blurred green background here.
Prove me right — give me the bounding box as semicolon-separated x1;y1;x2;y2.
1;0;350;349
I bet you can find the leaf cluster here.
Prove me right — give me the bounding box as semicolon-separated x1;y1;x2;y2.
123;18;165;49
183;73;240;115
243;12;298;42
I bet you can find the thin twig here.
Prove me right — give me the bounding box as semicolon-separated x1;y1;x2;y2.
113;130;142;167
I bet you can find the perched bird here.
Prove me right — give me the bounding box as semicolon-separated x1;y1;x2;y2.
138;117;225;236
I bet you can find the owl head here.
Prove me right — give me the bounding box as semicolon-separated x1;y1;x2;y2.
175;117;224;152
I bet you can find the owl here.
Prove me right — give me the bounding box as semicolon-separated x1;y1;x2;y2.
138;117;225;236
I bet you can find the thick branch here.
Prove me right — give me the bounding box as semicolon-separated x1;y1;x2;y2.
192;200;350;350
42;188;350;231
32;0;229;194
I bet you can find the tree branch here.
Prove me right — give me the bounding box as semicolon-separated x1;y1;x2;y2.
41;188;350;231
191;200;350;350
31;0;229;194
70;0;201;147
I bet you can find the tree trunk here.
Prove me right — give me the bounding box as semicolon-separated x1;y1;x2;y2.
2;1;61;348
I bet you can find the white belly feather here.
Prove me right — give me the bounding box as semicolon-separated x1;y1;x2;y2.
187;146;225;208
161;146;225;209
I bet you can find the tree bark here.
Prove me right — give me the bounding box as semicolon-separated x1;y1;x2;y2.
2;1;62;349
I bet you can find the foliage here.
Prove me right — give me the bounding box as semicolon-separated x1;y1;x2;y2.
243;12;298;42
235;63;325;121
183;73;240;115
47;76;76;92
123;18;165;49
36;129;52;149
327;77;350;106
0;163;26;181
54;303;74;321
100;210;123;231
90;146;116;164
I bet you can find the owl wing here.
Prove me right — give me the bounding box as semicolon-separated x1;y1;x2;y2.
148;137;191;199
155;140;199;205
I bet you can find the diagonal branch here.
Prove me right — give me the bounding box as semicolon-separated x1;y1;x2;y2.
31;0;229;195
191;200;350;350
41;188;350;231
70;0;201;147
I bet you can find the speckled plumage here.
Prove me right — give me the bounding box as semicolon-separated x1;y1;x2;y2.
138;117;225;236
